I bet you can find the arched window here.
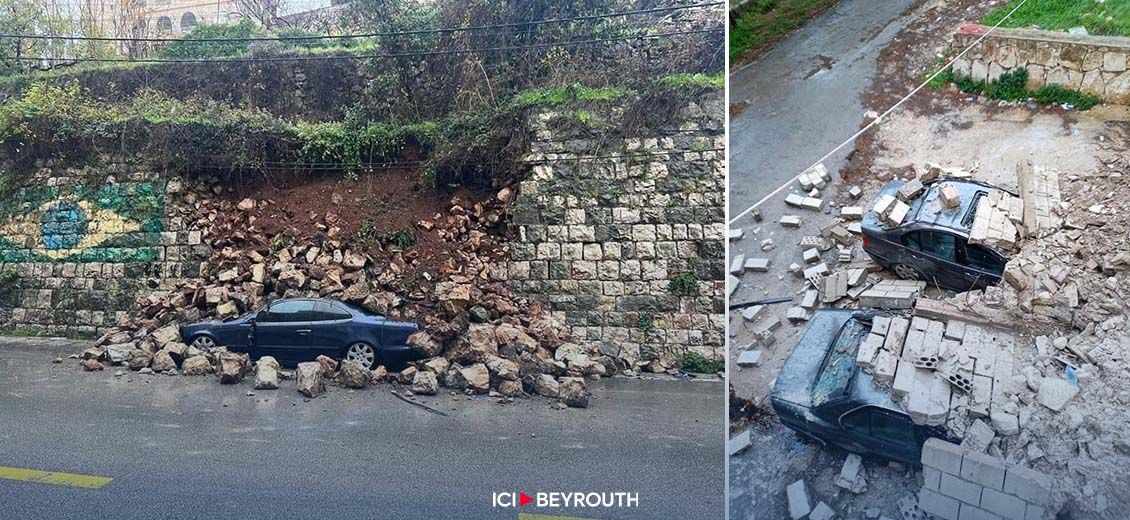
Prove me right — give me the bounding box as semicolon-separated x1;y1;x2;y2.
180;12;197;32
156;16;172;33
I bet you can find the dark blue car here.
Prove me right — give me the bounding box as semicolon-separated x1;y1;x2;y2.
771;309;953;465
178;298;420;369
861;179;1009;291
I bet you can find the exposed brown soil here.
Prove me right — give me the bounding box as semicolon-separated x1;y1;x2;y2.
224;168;501;279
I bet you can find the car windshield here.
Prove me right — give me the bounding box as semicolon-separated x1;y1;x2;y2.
812;318;867;406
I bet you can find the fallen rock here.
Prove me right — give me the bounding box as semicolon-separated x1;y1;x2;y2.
462;363;491;393
410;371;438;395
105;342;133;365
1037;377;1079;412
181;355;212;375
254;356;280;390
446;324;498;363
558;377;589;408
81;359;104;371
296;362;325;397
533;374;560;397
399;366;418;384
315;355;338;376
497;379;523;397
338;361;369;389
126;349;152;371
151;350;177;372
218;352;250;384
407;331;443;358
369;365;388;384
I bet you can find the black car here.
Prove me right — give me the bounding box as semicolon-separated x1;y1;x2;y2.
771;309;952;465
178;298;420;370
861;179;1008;291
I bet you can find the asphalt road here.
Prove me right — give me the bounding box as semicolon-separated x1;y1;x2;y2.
727;0;916;216
0;337;723;520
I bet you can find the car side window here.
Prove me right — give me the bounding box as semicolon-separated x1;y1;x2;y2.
870;409;915;447
313;301;352;321
263;301;314;322
963;243;1004;274
906;231;957;262
841;408;869;433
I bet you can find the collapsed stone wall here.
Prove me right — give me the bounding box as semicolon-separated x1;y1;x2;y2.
509;90;726;369
0;167;207;336
951;24;1130;104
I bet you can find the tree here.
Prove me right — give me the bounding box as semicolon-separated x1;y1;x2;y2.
235;0;291;30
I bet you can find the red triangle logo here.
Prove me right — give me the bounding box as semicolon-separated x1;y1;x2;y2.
519;492;533;507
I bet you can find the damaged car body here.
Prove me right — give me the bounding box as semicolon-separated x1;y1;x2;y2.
771;309;953;465
862;179;1009;291
178;298;420;369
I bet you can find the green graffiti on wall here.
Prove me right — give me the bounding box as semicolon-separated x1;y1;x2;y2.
0;182;164;263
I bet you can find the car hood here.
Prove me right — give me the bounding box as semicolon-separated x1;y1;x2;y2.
770;309;859;408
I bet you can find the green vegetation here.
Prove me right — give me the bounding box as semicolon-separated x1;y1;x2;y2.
270;235;290;251
668;271;700;297
682;352;724;374
659;73;725;89
0;326;50;337
510;84;632;108
730;0;840;64
0;267;16;287
158;21;257;59
930;67;1102;110
636;312;656;335
983;0;1130;37
379;228;417;250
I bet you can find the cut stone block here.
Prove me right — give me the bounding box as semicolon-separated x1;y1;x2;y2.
960;449;1006;490
741;305;764;322
822;271;849;303
873;194;896;217
745;258;771;272
922;438;964;475
840;206;864;220
785;193;806;208
800;290;819;309
803;263;829;281
780;215;802;227
886;200;911;226
960;419;995;453
919;488;960;520
1003;465;1052;505
728;430;752;456
1036;378;1078;412
801;197;824;211
786;480;812;520
736;350;764;367
728;228;744;241
873;350;897;383
897;179;925;202
803;248;821;264
786;307;809;323
939;182;960;209
729;254;746;275
848;186;862;198
809;502;835;520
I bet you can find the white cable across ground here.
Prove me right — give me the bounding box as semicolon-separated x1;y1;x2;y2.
727;0;1031;226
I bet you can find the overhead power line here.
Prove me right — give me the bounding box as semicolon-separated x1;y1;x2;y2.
0;2;723;43
0;28;722;64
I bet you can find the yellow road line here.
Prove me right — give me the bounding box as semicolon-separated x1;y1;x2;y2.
519;514;600;520
0;465;112;489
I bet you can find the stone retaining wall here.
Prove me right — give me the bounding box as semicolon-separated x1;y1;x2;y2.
952;24;1130;104
0;168;207;336
509;90;726;371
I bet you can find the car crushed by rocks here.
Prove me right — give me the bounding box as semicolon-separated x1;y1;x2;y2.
66;176;637;409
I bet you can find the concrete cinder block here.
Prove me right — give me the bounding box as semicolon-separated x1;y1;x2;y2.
810;502;835;520
922;438;964;475
785;193;805;208
873;350;898;384
729;254;746;275
960;503;1004;520
840;206;864;220
1024;504;1046;520
728;430;752;456
898;178;925;201
980;487;1027;520
728;228;745;241
745;258;771;272
736;350;763;367
961;447;1007;491
871;315;892;336
741;305;764;322
786;480;812;520
803;248;821;264
780;215;802;227
920;488;961;520
940;472;984;506
800;290;819;309
1003;466;1052;505
923;466;942;491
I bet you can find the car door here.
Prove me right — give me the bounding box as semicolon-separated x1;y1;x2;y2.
837;406;919;463
253;300;315;365
958;241;1006;289
306;301;355;358
901;230;969;290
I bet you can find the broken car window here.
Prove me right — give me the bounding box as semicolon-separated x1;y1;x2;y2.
812;318;867;406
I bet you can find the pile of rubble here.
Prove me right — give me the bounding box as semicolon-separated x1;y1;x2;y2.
72;176;619;407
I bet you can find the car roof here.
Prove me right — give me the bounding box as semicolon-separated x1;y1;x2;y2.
908;179;1003;234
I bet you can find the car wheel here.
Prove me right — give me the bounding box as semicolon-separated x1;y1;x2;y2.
344;342;376;370
893;264;922;281
190;335;215;349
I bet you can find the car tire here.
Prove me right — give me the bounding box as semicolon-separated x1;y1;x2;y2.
189;335;216;350
892;263;923;281
343;342;378;370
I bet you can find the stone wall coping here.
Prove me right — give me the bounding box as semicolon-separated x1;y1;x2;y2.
960;23;1130;50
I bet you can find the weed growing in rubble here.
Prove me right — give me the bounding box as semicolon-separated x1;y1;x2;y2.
942;67;1102;110
356;220;379;247
379;228;417;250
1033;85;1102;110
270;235;291;251
681;352;724;374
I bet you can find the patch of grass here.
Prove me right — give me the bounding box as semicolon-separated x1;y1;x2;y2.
659;73;724;89
668;271;700;297
509;84;632;108
379;227;417;250
730;0;840;65
682;351;724;374
636;312;656;335
270;235;291;251
356;220;379;247
0;268;16;287
984;69;1030;101
983;0;1130;37
0;326;50;337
